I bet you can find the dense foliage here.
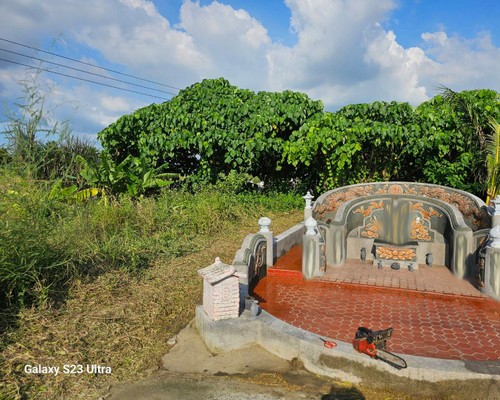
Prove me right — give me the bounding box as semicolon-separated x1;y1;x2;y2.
99;78;324;191
99;79;499;196
285;90;500;193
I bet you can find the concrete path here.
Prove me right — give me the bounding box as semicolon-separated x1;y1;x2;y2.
108;321;337;400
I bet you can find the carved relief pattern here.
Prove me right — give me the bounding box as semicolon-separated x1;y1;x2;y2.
409;202;442;241
410;218;431;241
376;246;416;261
315;185;375;217
410;202;442;219
318;226;327;272
353;201;384;217
315;183;489;230
253;242;266;279
360;217;382;239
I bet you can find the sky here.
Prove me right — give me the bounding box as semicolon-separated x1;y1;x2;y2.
0;0;499;145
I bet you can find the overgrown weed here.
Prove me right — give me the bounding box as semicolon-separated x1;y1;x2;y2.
0;177;303;399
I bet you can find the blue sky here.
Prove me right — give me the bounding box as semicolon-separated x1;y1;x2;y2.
0;0;499;145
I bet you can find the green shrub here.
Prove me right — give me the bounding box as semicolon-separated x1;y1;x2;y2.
0;172;302;311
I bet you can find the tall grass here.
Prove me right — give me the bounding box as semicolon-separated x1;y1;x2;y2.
0;170;302;312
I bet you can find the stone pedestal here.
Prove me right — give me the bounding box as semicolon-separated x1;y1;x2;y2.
302;217;324;279
198;258;241;321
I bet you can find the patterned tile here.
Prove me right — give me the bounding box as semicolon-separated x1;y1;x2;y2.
254;248;500;361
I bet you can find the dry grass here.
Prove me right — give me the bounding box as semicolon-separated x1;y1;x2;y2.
0;210;303;400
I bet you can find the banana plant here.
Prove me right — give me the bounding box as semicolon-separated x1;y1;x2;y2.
124;155;178;197
486;119;500;205
76;153;177;199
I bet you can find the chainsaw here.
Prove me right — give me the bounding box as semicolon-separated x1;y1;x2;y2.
352;326;407;369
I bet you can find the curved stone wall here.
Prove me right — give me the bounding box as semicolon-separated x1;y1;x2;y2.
313;182;490;231
312;182;491;279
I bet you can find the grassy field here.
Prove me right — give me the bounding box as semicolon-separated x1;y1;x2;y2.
0;169;304;399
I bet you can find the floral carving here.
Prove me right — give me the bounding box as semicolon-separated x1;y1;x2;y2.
314;183;489;230
354;201;384;217
360;217;382;239
376;246;416;261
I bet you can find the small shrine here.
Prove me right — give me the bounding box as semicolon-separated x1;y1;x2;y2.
197;257;242;321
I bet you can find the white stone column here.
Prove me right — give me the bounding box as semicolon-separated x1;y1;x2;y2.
303;217;323;279
482;225;500;300
490;225;500;248
258;217;273;268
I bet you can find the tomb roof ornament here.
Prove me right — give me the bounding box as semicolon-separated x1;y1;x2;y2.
197;257;236;284
303;191;314;209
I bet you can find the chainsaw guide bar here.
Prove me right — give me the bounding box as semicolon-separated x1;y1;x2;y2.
352;326;407;369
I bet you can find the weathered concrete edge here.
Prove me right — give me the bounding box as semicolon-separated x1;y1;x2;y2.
195;305;499;383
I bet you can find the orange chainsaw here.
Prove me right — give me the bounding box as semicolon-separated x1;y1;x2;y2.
352;326;407;369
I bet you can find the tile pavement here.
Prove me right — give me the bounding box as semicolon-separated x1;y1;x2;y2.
252;246;500;361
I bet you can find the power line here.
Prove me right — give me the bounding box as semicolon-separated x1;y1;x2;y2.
0;37;181;90
0;57;170;101
0;47;177;96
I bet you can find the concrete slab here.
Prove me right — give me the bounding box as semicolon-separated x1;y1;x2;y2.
195;305;500;395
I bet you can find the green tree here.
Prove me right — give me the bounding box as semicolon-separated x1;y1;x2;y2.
98;78;324;190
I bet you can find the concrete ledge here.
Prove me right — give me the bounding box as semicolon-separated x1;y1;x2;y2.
196;305;500;385
273;223;304;263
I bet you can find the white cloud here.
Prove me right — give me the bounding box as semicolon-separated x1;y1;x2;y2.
363;29;431;103
1;0;499;142
267;0;396;90
178;1;271;88
419;31;500;91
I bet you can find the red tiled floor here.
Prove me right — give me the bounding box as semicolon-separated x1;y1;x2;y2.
254;247;500;361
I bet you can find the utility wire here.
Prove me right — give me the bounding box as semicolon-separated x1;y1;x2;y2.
0;37;181;90
0;47;177;96
0;57;170;101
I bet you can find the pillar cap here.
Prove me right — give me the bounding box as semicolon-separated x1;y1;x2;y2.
258;216;272;232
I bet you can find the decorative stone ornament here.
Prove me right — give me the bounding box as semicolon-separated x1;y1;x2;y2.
489;225;500;248
303;191;314;209
258;217;272;233
305;217;318;236
426;253;433;267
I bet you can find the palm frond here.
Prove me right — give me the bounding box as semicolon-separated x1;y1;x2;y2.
485;119;500;204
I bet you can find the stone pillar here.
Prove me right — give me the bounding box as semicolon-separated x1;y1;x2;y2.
303;191;314;221
302;217;323;279
493;197;500;227
329;222;346;266
258;217;273;268
484;226;500;300
450;228;473;279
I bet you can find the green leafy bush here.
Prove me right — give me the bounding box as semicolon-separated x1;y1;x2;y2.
98;78;324;188
0;171;302;311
